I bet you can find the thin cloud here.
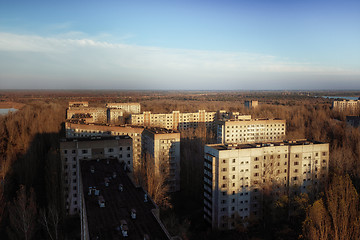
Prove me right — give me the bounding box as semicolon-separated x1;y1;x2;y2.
0;32;359;90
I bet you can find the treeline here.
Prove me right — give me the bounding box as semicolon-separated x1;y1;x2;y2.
0;101;66;239
0;94;359;240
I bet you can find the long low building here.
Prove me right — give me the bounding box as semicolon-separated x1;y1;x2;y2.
332;99;360;113
131;110;251;131
204;140;329;230
216;118;286;144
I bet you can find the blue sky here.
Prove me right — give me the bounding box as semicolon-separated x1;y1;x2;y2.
0;0;359;90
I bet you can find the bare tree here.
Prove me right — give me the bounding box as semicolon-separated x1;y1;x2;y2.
8;185;37;240
144;153;171;208
302;175;360;240
302;199;330;240
39;205;60;240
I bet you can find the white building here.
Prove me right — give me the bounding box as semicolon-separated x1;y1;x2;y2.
204;140;329;230
217;118;286;144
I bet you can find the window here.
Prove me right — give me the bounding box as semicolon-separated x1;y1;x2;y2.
108;148;114;152
127;147;131;151
232;159;236;163
72;150;76;153
322;152;327;156
294;162;299;166
295;154;299;158
120;147;123;151
127;154;130;157
222;168;227;172
223;176;226;180
64;150;67;154
82;149;88;154
222;159;226;163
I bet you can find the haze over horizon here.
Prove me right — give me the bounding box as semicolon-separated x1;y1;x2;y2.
1;0;359;90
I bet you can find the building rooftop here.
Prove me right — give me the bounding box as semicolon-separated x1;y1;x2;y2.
207;139;327;151
144;127;179;134
60;135;131;142
80;159;170;240
221;118;284;123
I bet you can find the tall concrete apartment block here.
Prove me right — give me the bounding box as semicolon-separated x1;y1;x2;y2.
131;110;217;130
60;136;132;215
332;100;360;113
65;122;181;192
204;140;329;230
217;119;286;144
66;102;141;124
106;102;141;113
142;128;181;192
65;121;143;171
131;110;251;130
244;100;259;109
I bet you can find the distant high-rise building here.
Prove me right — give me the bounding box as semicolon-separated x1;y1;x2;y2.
204;140;329;230
332;100;360;113
216;118;286;144
131;110;251;130
244;100;258;109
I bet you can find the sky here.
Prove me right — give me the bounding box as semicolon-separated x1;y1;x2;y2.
0;0;359;90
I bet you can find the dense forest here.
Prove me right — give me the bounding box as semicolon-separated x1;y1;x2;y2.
0;91;359;239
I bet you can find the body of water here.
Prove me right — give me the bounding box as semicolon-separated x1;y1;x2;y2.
0;108;18;115
322;96;359;100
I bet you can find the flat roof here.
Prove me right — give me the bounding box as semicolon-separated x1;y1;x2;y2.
221;118;284;123
60;135;131;142
80;159;170;240
207;139;327;151
144;127;179;134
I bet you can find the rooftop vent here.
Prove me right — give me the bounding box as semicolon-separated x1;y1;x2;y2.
144;193;148;202
98;195;105;208
104;177;110;187
120;220;128;237
131;209;136;219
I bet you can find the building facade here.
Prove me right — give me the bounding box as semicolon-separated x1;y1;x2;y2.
332;100;360;113
65;121;143;170
131;110;251;131
106;102;141;113
142;128;181;192
217;119;286;144
204;140;329;230
244;100;259;109
60;136;132;215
